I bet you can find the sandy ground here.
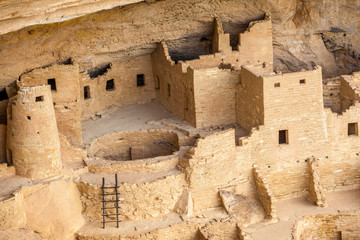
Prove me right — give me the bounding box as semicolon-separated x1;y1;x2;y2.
82;101;173;143
251;189;360;240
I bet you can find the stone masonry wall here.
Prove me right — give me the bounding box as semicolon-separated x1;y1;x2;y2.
180;129;241;212
193;68;240;128
151;42;196;126
6;86;62;180
293;211;360;240
19;62;83;146
81;55;155;120
323;77;341;112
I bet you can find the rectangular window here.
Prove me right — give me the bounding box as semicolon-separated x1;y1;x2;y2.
274;83;280;88
168;84;171;97
137;74;145;87
35;96;44;102
106;79;115;91
348;123;358;136
47;78;57;91
279;130;288;144
300;79;306;84
155;76;160;89
84;86;90;99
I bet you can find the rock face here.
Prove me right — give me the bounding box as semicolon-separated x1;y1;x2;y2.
1;0;360;87
0;0;144;35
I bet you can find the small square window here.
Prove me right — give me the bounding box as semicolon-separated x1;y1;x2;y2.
27;116;31;120
155;76;160;90
106;79;115;91
47;78;56;91
137;74;145;87
35;96;44;102
279;130;288;144
84;86;90;99
300;79;306;84
348;123;358;136
274;83;280;88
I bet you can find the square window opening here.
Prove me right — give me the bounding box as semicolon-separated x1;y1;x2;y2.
27;116;31;120
348;123;358;136
274;83;280;88
300;79;306;84
137;74;145;87
84;86;90;99
47;78;57;91
35;96;44;102
279;130;288;144
106;79;115;91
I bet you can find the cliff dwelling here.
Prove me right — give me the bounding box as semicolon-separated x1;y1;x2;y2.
0;0;360;240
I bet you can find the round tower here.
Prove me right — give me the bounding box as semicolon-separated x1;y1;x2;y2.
6;85;62;180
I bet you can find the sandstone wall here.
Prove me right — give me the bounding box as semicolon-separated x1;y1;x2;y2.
323;77;341;112
293;211;360;240
77;172;186;221
236;66;264;131
6;86;62;180
339;74;360;112
193;68;240;128
19;62;83;146
180;129;242;211
151;42;196;126
0;191;27;229
81;55;156;119
0;124;6;164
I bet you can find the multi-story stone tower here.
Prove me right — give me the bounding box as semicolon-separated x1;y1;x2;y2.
6;85;62;180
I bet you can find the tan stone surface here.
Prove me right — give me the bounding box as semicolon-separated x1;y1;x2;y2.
0;228;42;240
23;179;85;240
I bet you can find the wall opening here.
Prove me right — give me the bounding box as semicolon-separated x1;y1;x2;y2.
27;116;31;120
106;79;115;91
47;78;57;91
35;96;44;102
137;74;145;87
300;79;306;84
84;86;90;99
348;123;358;136
7;149;12;165
168;84;171;97
185;96;189;110
279;130;288;144
155;76;160;90
274;83;280;88
0;88;8;101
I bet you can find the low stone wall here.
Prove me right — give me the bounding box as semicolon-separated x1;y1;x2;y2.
308;158;326;207
293;211;360;240
0;190;27;229
76;172;187;221
253;165;276;219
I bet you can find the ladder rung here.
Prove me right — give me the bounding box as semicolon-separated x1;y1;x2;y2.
103;193;119;196
102;220;121;223
102;207;118;209
102;213;120;216
101;200;118;202
102;186;119;189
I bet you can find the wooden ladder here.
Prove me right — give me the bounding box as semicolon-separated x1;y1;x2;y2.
101;174;120;229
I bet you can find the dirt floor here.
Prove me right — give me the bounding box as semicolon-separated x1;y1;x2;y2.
82;100;173;143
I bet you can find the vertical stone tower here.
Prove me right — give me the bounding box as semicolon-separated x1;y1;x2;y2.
6;85;62;180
